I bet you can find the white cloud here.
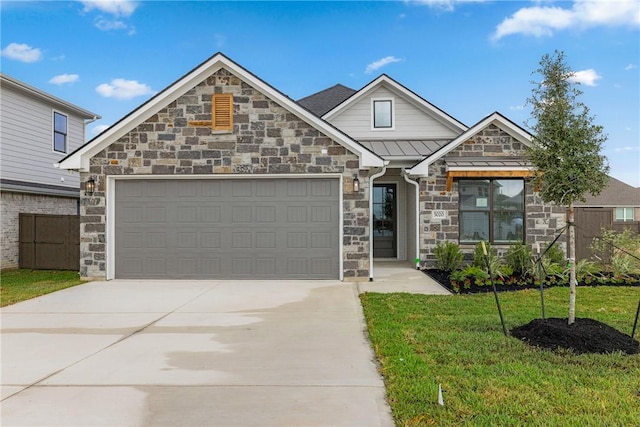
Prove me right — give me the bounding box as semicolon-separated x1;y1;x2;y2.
365;56;403;74
510;105;525;111
410;0;489;12
91;124;110;136
94;17;127;30
613;145;640;152
95;78;155;100
80;0;139;17
93;16;135;34
492;0;640;40
49;74;80;85
569;69;602;86
1;42;42;62
625;63;637;70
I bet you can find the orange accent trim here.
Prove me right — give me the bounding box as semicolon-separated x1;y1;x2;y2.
212;94;233;131
445;170;534;191
188;120;213;127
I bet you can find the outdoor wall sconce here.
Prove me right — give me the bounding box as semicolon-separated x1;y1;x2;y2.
353;174;360;193
86;176;95;196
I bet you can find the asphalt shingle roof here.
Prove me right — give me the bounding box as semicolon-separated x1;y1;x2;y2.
574;176;640;206
297;84;356;116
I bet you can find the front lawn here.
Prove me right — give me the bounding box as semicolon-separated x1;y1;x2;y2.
361;287;640;426
0;269;85;307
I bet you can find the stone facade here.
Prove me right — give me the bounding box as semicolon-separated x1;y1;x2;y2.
0;191;78;269
419;124;567;267
80;69;370;280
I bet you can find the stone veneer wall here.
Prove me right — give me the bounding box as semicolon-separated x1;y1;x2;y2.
419;124;567;267
1;191;78;269
80;69;370;280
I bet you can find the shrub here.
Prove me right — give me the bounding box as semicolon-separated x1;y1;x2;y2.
541;242;565;265
461;265;490;281
590;228;640;274
572;259;600;281
505;242;534;276
433;241;464;272
472;241;502;274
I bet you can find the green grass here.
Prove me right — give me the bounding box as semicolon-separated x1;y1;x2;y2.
361;287;640;426
0;269;86;307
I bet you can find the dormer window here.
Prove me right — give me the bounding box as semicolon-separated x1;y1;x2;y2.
372;98;394;129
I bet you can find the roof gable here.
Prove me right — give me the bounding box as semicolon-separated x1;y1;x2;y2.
322;74;467;135
407;112;532;176
57;53;383;171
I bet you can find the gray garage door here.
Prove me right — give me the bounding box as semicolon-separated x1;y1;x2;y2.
114;178;340;279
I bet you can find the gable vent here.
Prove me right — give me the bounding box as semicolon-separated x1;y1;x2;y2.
212;94;233;131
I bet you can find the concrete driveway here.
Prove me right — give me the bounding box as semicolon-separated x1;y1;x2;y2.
1;280;394;426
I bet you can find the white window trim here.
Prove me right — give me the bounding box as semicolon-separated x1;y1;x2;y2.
371;97;395;131
52;110;68;154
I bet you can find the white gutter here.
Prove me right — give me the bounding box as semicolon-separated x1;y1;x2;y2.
368;164;388;281
403;170;421;269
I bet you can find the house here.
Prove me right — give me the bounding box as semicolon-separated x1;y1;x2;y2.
573;176;640;262
0;74;100;270
57;53;565;281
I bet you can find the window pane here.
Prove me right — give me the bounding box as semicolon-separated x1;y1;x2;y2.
493;212;524;242
459;180;490;210
373;100;391;128
54;132;66;152
616;208;634;221
460;212;489;242
54;112;67;133
493;179;524;210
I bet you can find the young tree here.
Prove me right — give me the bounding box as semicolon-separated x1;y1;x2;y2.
526;50;609;325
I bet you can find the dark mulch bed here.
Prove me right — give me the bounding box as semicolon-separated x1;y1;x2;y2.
425;269;640;294
511;318;639;355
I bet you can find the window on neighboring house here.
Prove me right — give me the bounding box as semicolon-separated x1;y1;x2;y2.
615;207;634;222
459;178;525;244
212;93;233;131
53;111;67;153
372;99;393;129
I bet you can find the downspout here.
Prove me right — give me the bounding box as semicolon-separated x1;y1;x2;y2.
369;164;388;281
403;170;421;270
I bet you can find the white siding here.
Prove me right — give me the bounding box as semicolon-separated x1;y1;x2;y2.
328;87;459;140
0;86;84;189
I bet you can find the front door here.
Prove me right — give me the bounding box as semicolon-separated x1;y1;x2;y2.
373;183;396;258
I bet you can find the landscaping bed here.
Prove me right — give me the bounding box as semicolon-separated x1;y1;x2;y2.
425;268;640;294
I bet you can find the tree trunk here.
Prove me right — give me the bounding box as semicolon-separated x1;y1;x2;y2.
568;203;576;325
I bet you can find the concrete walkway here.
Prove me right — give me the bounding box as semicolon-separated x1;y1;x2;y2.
1;280;394;426
359;261;451;295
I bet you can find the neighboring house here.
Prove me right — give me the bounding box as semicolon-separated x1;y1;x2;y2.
573;176;640;262
0;73;100;269
57;53;565;281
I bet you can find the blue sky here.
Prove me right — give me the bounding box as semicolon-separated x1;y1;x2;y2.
2;0;639;186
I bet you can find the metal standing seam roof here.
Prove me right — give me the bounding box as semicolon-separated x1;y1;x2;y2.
443;156;531;169
358;139;452;159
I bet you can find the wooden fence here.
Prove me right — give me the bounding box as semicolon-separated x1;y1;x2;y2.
19;214;79;270
574;207;640;262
